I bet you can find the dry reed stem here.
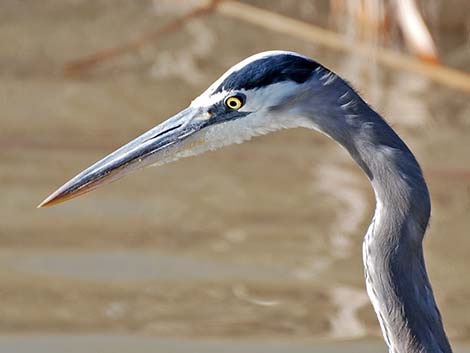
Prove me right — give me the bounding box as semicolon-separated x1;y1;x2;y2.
63;0;221;75
218;1;470;93
64;0;470;94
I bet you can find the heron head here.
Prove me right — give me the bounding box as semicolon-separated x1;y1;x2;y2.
39;51;331;207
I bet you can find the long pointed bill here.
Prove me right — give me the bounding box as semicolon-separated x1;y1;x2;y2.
38;107;212;208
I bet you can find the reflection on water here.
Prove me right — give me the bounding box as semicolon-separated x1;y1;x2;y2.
0;251;290;282
2;336;469;353
0;336;406;353
1;0;469;352
329;286;369;339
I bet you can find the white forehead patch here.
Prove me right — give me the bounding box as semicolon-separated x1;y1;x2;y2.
191;50;309;108
191;90;228;108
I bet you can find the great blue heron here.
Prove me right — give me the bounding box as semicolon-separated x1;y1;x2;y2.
39;51;452;353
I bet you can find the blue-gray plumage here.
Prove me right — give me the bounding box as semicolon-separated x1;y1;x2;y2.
39;51;452;353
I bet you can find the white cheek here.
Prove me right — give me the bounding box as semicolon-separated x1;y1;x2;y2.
202;109;313;148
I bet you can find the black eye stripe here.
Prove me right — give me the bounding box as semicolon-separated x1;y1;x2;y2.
214;54;321;93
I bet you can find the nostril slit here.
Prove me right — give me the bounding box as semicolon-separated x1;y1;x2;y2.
146;124;182;141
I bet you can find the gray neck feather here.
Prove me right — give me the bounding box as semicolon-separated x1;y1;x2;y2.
301;72;452;353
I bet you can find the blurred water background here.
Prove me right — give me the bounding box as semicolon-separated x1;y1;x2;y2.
1;0;469;352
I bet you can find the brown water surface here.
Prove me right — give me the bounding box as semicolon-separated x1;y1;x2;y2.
1;0;469;352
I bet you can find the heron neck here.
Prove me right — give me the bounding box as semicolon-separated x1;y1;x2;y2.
312;89;452;353
358;132;451;353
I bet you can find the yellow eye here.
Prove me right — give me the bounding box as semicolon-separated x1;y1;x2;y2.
225;95;244;110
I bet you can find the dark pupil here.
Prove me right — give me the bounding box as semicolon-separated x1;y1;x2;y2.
229;100;237;107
